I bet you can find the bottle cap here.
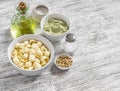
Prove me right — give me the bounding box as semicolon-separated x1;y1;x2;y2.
16;2;29;14
66;33;76;42
18;2;26;10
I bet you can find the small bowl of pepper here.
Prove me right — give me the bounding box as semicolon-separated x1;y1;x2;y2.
54;54;73;70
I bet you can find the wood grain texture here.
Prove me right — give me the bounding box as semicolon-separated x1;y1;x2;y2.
1;0;120;91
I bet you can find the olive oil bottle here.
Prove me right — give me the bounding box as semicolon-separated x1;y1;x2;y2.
11;2;36;39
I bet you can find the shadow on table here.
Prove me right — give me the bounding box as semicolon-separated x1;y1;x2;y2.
50;63;68;76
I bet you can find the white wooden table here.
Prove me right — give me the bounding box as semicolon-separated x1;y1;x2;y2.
1;0;120;91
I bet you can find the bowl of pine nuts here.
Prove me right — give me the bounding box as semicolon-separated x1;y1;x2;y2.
8;34;54;76
54;54;73;70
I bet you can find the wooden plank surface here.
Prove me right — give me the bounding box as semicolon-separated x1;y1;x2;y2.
1;0;120;91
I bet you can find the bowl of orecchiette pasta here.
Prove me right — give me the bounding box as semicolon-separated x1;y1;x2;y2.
8;34;54;76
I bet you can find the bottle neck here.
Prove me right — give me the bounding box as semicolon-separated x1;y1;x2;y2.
16;2;29;15
17;9;27;15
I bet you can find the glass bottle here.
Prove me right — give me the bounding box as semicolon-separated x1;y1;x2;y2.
63;33;77;55
11;2;36;39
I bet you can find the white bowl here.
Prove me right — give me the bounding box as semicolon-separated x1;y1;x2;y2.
32;4;49;23
54;54;73;70
8;34;54;76
41;14;70;42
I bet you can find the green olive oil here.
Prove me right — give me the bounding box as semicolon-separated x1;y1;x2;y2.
11;2;36;39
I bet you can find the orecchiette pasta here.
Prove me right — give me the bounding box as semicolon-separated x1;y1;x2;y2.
29;48;35;54
32;43;39;49
44;51;50;57
21;58;27;63
33;62;41;69
25;62;32;68
19;49;24;53
35;58;40;63
11;50;17;57
23;53;28;59
29;39;37;44
17;62;24;67
29;54;36;62
37;42;42;47
24;48;29;53
41;60;47;66
19;43;24;48
40;46;47;51
41;56;49;62
36;50;42;57
13;57;19;65
24;41;29;46
28;67;33;70
27;44;31;48
11;39;51;70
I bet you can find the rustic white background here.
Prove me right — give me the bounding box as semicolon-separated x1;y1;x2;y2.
1;0;120;91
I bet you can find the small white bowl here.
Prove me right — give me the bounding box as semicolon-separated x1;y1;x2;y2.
41;14;70;42
8;34;54;76
54;54;73;70
32;4;49;23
